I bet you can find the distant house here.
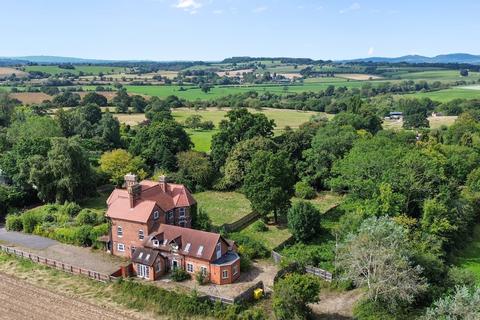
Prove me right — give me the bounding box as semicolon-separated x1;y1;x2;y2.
388;111;403;120
105;174;240;285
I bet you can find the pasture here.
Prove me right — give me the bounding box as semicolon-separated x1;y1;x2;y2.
406;88;480;102
23;65;127;76
113;107;323;151
397;69;480;81
382;115;458;130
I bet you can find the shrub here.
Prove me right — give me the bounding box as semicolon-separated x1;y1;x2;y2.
75;209;97;225
239;254;252;271
61;201;81;217
193;208;212;231
229;233;269;259
21;210;44;233
294;181;316;199
353;299;398;320
171;268;191;282
89;223;109;248
5;214;23;231
195;271;206;285
287;201;321;243
251;220;268;232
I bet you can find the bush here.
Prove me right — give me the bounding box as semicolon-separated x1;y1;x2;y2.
5;214;23;231
251;220;268;232
21;210;45;233
229;233;270;259
353;299;398;320
61;201;81;217
171;268;191;282
239;254;252;271
75;209;97;225
287;201;321;243
294;181;316;199
195;271;206;285
193;208;212;231
89;223;109;248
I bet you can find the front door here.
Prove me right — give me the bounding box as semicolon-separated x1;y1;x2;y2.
137;264;149;279
172;259;179;270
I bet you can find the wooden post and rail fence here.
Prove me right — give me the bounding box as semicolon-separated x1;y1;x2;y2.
0;244;117;282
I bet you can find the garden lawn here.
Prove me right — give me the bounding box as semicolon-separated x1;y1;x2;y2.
239;223;292;251
194;191;251;227
455;224;480;283
292;191;344;214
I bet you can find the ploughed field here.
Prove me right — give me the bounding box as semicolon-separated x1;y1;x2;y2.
0;273;138;320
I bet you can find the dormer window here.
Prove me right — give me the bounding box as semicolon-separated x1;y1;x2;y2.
153;211;159;220
117;226;123;237
138;230;144;240
163;239;168;246
153;239;159;247
167;210;174;221
145;254;150;260
197;245;204;256
184;243;191;253
138;252;143;259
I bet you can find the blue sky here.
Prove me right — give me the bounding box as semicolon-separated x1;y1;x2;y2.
1;0;479;61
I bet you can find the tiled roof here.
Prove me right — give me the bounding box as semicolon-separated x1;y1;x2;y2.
131;247;160;266
145;224;229;262
106;180;196;223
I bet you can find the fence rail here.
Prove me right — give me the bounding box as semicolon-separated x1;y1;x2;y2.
271;249;333;282
0;244;117;283
220;211;260;232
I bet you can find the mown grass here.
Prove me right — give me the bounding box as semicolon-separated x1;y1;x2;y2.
239;223;292;251
194;191;251;227
292;191;344;214
455;224;480;283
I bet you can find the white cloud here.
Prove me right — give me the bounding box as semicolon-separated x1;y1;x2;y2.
174;0;202;14
253;6;268;13
368;47;375;56
339;2;360;14
212;9;223;14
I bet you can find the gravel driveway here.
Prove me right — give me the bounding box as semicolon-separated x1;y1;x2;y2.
0;228;126;274
0;228;57;249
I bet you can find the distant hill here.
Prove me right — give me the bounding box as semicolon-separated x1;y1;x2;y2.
346;53;480;64
14;56;116;64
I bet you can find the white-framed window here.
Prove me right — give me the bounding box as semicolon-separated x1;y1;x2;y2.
117;243;125;252
216;242;222;259
167;210;174;221
197;245;204;256
153;211;159;220
222;270;228;279
200;266;208;276
138;229;144;240
153;239;159;247
179;207;186;218
233;265;238;275
183;243;191;253
186;263;194;273
156;262;161;272
117;226;123;237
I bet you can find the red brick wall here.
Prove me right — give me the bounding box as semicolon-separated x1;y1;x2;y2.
210;259;241;285
111;219;149;258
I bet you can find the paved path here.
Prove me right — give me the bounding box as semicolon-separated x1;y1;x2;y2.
0;228;57;249
0;228;126;274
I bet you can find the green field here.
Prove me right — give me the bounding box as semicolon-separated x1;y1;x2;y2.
24;65;127;76
455;225;480;283
122;80;388;101
194;191;251;227
398;70;480;81
406;88;480;102
292;191;344;213
239;223;292;250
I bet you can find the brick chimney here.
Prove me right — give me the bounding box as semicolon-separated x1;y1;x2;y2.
125;173;141;208
159;175;168;193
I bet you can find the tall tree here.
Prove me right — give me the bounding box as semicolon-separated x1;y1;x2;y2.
99;149;147;186
336;217;427;309
243;151;294;223
210;108;275;169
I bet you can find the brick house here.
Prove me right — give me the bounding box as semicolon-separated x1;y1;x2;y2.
106;174;240;285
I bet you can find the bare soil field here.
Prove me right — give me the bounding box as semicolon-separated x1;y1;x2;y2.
11;92;52;104
279;73;302;80
336;73;383;80
0;67;28;79
0;273;141;320
77;91;118;101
